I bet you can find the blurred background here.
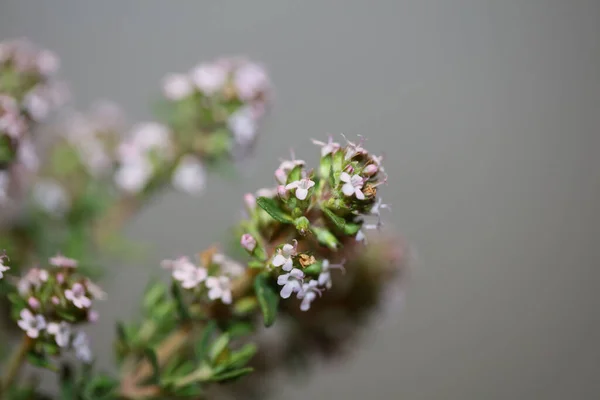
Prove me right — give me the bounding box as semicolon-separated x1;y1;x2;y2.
1;0;599;399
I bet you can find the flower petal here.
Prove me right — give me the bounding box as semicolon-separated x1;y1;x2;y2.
295;187;308;200
342;183;355;196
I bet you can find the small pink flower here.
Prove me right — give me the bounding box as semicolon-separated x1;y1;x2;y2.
191;63;227;95
162;73;193;100
28;297;40;309
340;172;365;200
272;241;297;272
51;296;60;305
49;254;78;268
65;283;91;309
88;310;99;323
240;234;257;252
311;135;340;157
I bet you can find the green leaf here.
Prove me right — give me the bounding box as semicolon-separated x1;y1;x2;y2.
248;260;265;269
322;207;347;231
256;197;293;224
233;296;258;316
226;343;258;369
312;226;339;250
286;165;303;184
254;273;279;327
195;320;218;362
171;281;191;322
27;352;56;371
143;281;168;311
209;333;230;364
209;367;254;382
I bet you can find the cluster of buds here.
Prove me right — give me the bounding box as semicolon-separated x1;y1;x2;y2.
239;135;390;312
1;39;67;202
7;254;104;364
162;249;246;305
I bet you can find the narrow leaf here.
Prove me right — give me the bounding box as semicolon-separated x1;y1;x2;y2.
256;197;293;224
209;367;254;382
171;281;191;322
195;320;218;362
254;273;279;327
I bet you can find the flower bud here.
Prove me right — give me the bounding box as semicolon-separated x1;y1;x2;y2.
28;297;40;309
363;164;378;176
277;185;288;199
294;216;311;236
51;296;60;305
275;168;287;184
241;234;257;253
88;310;99;322
244;193;256;213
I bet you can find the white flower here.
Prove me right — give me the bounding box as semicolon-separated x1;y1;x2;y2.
341;134;367;160
17;139;39;171
285;178;315;201
129;122;171;152
114;160;153;194
234;63;269;100
228;107;257;146
162;73;194;100
164;257;207;289
17;309;46;338
85;280;107;300
0;172;10;203
49;254;78;268
23;89;49;121
277;268;304;299
355;229;367;244
17;268;48;295
274;159;305;184
32;180;70;216
36;49;59;76
371;198;391;216
311;135;340;157
0;254;9;279
340;172;365;200
272;241;297;271
191;63;227;95
255;187;278;198
172;156;206;195
317;259;346;290
297;280;322;311
73;331;93;363
65;283;91;309
47;321;71;347
212;253;246;277
205;276;232;304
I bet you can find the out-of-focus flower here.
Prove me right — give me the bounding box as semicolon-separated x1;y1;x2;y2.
206;275;232;304
31;179;70;216
73;331;93;363
49;254;78;268
17;309;46;338
191;62;227;95
297;279;321;311
0;253;9;279
47;321;71;348
65;283;92;309
162;73;194;101
172;156;206;195
233;62;269;101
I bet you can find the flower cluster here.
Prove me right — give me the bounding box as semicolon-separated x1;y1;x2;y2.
162;250;246;305
9;254;104;363
162;57;271;156
239;135;390;312
1;39;67;202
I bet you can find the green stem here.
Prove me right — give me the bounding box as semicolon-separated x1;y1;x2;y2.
1;335;32;393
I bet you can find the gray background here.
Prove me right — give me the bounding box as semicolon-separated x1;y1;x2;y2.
1;0;600;399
